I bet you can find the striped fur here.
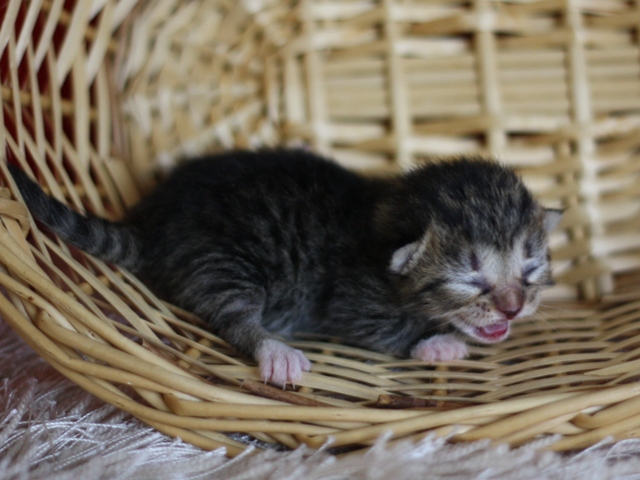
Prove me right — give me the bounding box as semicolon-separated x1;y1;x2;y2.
9;166;140;270
9;151;560;385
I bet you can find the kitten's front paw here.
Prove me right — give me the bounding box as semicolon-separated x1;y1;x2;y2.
256;339;311;387
411;334;468;363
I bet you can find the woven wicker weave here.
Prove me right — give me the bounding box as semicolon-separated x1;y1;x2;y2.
2;0;640;457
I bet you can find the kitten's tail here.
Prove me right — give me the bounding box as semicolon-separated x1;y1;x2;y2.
9;165;141;271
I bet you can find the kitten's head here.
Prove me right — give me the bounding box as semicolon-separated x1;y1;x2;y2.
386;159;562;344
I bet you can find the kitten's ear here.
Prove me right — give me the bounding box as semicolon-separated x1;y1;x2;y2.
543;208;563;233
390;241;422;274
390;236;428;274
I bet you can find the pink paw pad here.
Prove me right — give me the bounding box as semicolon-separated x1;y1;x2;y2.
411;335;468;363
257;339;311;386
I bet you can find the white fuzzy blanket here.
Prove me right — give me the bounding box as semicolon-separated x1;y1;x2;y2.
2;319;640;480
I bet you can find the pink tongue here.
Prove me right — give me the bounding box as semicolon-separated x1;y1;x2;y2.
476;321;509;339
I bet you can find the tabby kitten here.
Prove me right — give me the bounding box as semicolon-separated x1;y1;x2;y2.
9;150;561;386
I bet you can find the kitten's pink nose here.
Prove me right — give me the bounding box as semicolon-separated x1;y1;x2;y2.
493;288;524;320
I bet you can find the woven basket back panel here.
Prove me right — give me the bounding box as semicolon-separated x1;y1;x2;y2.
2;0;640;456
118;0;640;301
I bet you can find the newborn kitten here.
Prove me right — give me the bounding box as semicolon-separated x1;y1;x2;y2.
9;150;561;386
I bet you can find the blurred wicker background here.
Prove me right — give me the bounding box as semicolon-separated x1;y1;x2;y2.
1;0;640;456
117;0;640;301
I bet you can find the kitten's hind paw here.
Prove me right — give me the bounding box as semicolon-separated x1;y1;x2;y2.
411;334;468;363
257;339;311;387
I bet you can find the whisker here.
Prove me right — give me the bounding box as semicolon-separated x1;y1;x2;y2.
531;308;578;329
527;311;555;330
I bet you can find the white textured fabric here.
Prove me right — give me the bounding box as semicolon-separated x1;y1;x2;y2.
2;319;640;479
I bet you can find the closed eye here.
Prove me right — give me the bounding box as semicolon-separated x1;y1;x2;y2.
467;278;491;295
522;264;541;285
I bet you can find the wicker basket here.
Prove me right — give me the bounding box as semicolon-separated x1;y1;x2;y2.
2;0;640;457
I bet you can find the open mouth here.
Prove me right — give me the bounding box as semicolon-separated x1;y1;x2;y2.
474;320;509;341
